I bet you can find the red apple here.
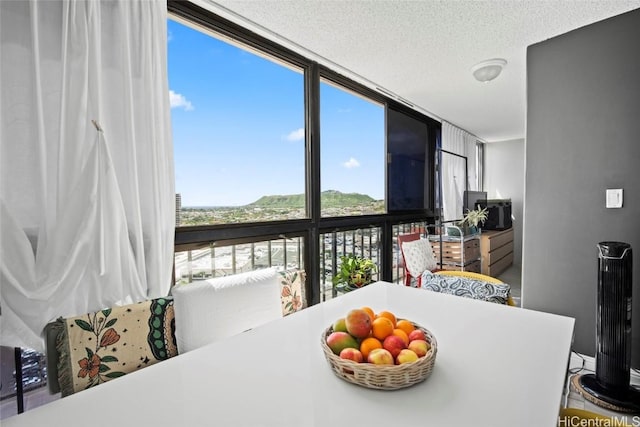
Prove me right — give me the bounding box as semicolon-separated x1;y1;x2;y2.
396;349;419;365
408;329;426;342
382;335;406;359
339;347;364;363
408;339;430;357
326;331;358;355
367;348;394;365
345;309;372;338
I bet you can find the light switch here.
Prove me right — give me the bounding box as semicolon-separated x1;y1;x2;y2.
606;189;623;208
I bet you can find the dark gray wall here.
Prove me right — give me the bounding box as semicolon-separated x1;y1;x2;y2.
524;9;640;367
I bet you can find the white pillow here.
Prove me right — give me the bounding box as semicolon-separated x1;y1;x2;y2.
401;238;437;276
171;267;282;353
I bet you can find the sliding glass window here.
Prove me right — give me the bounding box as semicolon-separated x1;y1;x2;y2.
319;78;385;217
168;1;441;298
168;18;306;226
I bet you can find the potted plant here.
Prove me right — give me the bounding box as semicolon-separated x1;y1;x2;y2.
449;206;488;236
332;254;378;292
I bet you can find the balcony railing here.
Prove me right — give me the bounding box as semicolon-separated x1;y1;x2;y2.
174;220;431;303
174;237;304;285
319;228;382;301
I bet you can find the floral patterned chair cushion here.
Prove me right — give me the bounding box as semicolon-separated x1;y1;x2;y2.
420;271;511;305
47;297;177;397
279;269;306;316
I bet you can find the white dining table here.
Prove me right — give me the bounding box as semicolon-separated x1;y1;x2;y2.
4;281;575;427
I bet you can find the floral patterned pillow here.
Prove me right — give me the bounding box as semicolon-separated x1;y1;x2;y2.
52;297;177;396
279;269;306;316
401;238;437;276
420;272;511;305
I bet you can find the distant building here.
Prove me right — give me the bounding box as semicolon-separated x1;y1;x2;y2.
175;193;181;226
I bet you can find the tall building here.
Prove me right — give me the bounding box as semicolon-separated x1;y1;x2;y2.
175;193;181;226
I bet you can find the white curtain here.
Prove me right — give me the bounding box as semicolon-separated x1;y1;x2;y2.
0;0;174;352
441;122;478;222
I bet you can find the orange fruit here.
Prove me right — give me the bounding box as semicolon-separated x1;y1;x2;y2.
377;310;397;327
392;328;409;346
359;337;382;359
371;317;394;340
361;306;375;322
395;319;415;336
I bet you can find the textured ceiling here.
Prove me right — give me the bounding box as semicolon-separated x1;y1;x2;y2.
198;0;640;142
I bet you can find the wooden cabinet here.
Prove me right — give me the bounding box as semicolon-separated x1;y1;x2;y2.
480;228;514;277
429;235;481;273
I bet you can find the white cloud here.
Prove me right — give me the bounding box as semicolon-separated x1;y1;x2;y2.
285;128;304;142
169;90;194;111
343;157;360;169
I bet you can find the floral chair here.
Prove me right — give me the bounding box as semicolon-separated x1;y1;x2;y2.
398;232;439;287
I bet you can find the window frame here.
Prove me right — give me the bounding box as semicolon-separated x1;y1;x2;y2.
168;1;439;306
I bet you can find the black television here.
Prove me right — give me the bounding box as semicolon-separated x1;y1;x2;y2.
463;190;487;214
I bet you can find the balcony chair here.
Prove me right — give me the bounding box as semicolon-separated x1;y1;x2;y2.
171;267;306;353
398;232;438;287
45;296;177;397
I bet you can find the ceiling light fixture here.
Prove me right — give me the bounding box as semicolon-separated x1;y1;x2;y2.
471;58;507;82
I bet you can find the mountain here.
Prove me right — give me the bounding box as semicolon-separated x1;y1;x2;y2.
249;190;377;208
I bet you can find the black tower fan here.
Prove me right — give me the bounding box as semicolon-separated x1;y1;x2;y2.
576;242;640;412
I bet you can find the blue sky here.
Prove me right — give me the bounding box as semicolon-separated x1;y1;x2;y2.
168;19;384;207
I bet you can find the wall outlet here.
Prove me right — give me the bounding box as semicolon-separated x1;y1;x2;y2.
606;189;623;208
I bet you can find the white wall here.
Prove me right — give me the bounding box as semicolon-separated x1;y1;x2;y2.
483;138;524;266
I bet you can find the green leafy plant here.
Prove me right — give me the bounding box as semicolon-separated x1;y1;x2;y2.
458;206;489;228
332;254;378;291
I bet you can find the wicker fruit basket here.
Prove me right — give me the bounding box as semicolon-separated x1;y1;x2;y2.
321;322;437;390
